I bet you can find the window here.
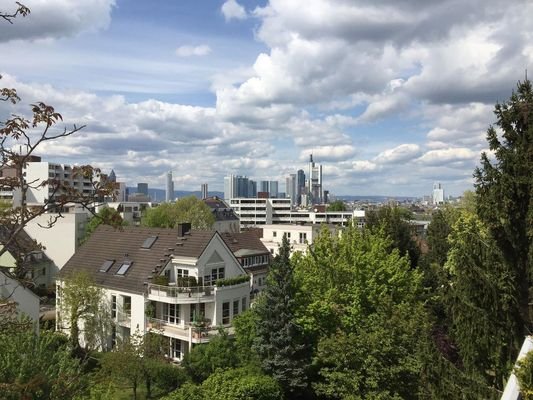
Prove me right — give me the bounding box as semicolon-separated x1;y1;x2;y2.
116;261;132;275
273;231;277;237
222;302;230;324
205;267;224;285
177;269;189;278
100;260;115;273
164;303;180;324
141;236;158;249
123;296;131;316
286;232;291;239
233;300;239;317
299;232;307;244
111;295;117;318
242;297;247;312
190;303;205;322
170;338;182;360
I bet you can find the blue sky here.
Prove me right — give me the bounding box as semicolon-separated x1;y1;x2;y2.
1;0;531;197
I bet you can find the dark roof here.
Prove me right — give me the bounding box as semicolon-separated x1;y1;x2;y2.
203;197;239;221
220;231;270;256
0;225;40;258
59;226;216;294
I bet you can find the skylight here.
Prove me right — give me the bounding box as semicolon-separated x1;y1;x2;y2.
141;236;158;249
116;261;132;275
99;260;114;273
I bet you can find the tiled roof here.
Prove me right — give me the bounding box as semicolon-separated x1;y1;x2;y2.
59;225;216;294
0;225;41;259
220;231;269;256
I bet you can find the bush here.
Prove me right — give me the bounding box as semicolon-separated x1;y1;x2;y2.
516;351;533;399
152;275;169;286
215;274;249;287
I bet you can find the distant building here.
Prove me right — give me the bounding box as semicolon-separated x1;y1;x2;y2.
286;174;297;206
201;183;208;200
261;223;337;256
432;182;445;205
297;169;305;205
269;181;278;198
306;155;323;204
166;171;174;202
224;175;256;200
203;197;240;233
137;183;148;196
259;181;269;193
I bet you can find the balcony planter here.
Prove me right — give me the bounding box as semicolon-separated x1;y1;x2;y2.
215;274;250;287
152;275;169;286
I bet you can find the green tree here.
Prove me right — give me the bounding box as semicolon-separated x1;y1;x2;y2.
83;207;126;243
0;327;86;399
254;234;309;397
142;196;215;230
181;328;239;383
444;212;518;389
515;351;533;400
294;225;429;398
232;310;261;367
58;271;112;349
327;200;346;211
365;205;421;268
474;78;533;338
202;368;283;400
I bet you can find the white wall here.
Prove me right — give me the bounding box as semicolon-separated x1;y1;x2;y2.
0;271;40;326
25;213;88;269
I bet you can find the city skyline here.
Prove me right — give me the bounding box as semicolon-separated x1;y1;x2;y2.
1;0;532;196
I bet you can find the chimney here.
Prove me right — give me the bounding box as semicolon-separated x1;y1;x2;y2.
177;223;192;237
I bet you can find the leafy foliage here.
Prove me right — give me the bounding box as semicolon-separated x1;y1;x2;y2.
515;351;533;399
141;196;215;230
327;200;346;211
0;327;86;399
215;274;249;287
83;207;126;243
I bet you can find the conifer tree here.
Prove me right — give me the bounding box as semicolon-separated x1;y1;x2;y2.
254;234;309;398
474;78;533;337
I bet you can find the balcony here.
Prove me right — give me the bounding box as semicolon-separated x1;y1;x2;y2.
147;284;215;304
147;317;234;344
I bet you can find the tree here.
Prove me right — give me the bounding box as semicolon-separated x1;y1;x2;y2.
58;271;112;349
444;212;519;389
0;3;117;282
82;206;126;243
232;310;261;367
141;196;215;230
365;205;421;268
326;200;346;211
474;78;533;339
254;234;309;397
0;326;86;399
294;225;429;398
182;328;239;383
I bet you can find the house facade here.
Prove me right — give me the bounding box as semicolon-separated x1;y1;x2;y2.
57;223;250;361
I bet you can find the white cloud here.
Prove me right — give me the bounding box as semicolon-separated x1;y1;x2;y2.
221;0;247;21
374;144;421;164
175;45;212;57
300;145;356;162
0;0;115;43
416;148;478;166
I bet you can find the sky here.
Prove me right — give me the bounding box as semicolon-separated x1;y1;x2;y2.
0;0;531;197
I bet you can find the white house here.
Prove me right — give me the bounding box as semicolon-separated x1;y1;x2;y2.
57;223;251;361
261;223;338;256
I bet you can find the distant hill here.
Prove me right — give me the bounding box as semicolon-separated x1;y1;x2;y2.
127;188;224;202
336;195;418;203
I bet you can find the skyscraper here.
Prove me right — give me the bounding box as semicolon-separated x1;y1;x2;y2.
166;171;174;202
269;180;278;198
259;180;269;193
224;175;256;199
286;174;297;206
432;182;444;205
306;154;323;204
137;183;148;196
297;169;305;205
201;183;208;199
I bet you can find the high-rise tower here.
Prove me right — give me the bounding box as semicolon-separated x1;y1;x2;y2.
166;171;174;202
306;154;323;204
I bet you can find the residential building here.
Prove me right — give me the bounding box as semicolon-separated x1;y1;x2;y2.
166;171;174;202
261;223;337;256
220;230;270;294
97;201;152;226
20;161;95;206
203;197;240;233
57;224;251;361
201;183;208;200
0;270;40;328
228;198;365;229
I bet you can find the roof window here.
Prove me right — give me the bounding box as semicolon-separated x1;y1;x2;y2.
99;260;115;273
141;235;158;249
116;261;132;275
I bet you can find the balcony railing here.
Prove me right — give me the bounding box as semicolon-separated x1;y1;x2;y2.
117;311;131;327
147;284;215;302
146;317;231;343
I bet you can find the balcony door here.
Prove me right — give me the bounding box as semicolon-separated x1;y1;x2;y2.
163;303;180;325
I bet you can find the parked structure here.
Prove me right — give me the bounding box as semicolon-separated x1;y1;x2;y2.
57;224;251;361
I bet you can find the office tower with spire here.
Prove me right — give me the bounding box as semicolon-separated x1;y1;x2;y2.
166;171;174;202
201;183;208;199
306;154;323;204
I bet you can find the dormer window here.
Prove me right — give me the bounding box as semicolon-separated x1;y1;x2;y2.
141;236;158;249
